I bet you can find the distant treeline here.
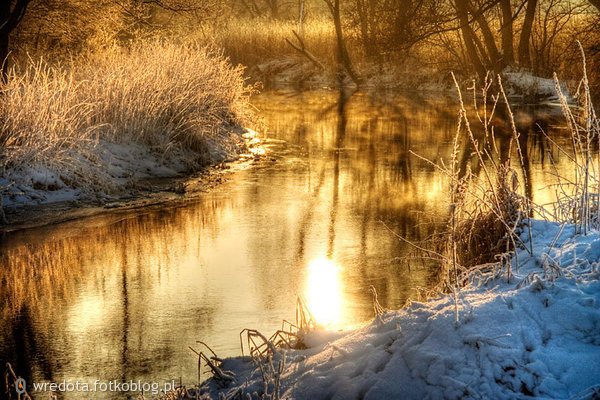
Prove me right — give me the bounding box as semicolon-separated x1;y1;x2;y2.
2;0;599;88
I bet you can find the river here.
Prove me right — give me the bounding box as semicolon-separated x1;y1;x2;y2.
0;89;569;398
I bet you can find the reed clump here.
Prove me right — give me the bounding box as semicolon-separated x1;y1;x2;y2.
438;44;598;291
0;41;256;195
452;163;526;270
81;42;255;154
0;60;104;188
420;73;531;292
547;43;600;234
206;17;337;69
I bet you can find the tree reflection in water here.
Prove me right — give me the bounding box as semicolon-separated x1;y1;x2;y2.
0;89;571;398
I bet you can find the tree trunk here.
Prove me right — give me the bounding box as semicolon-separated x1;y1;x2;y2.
367;0;379;59
518;0;537;68
266;0;280;19
472;29;492;68
0;1;11;79
355;0;379;59
0;29;9;79
325;0;362;86
355;0;371;56
455;0;486;79
500;0;514;65
466;1;501;70
298;0;305;38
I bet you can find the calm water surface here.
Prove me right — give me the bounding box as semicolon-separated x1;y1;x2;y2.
0;89;569;398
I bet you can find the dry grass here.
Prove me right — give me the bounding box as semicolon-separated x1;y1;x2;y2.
546;43;600;233
431;45;598;294
0;60;103;187
407;73;531;295
411;51;599;325
81;42;254;155
201;18;337;68
452;163;526;270
0;41;255;194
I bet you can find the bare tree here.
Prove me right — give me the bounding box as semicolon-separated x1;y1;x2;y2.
531;0;580;75
455;0;486;78
451;0;568;77
239;0;285;19
298;0;305;37
324;0;362;86
354;0;379;59
499;0;514;64
518;0;538;67
349;0;457;63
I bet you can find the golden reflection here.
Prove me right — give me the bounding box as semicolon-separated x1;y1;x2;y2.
305;258;343;328
67;295;111;334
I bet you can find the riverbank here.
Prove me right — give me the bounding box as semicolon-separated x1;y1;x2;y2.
0;42;259;231
200;219;600;399
0;129;268;233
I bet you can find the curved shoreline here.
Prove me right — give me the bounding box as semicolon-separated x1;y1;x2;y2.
0;133;268;235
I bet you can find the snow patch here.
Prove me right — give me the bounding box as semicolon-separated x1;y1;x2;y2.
502;68;570;101
1;130;246;214
203;220;600;399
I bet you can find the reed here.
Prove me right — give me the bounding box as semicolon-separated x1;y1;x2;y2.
408;73;529;294
0;41;256;195
432;45;598;295
547;42;600;233
203;17;338;69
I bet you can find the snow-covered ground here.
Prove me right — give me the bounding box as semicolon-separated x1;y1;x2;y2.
502;68;571;102
201;220;600;399
248;58;571;100
0;129;260;221
249;58;452;91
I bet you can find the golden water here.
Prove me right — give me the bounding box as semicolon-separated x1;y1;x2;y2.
0;89;570;398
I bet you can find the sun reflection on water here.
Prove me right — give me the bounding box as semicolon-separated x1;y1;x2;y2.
305;258;343;328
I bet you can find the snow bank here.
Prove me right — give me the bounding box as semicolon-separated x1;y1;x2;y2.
0;131;246;212
204;220;600;399
502;68;570;101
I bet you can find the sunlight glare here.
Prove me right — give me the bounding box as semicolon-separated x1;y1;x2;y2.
305;258;343;328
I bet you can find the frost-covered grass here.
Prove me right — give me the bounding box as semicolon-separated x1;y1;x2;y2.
0;42;255;210
205;18;336;69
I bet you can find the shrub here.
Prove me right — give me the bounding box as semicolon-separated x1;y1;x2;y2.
0;41;255;194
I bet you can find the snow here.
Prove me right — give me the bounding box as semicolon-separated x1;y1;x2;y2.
201;220;600;399
0;130;248;214
502;67;571;101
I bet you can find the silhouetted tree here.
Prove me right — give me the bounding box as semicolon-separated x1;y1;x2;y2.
239;0;287;19
324;0;362;86
518;0;538;67
452;0;556;77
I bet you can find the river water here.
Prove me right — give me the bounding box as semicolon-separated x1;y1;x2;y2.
0;89;569;398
